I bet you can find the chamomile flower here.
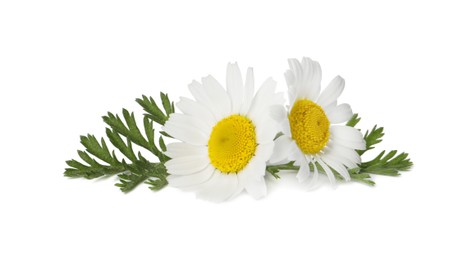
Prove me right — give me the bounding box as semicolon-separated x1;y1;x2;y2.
269;57;365;188
163;63;283;202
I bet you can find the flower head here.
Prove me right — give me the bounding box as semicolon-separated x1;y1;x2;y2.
163;63;283;201
270;57;365;188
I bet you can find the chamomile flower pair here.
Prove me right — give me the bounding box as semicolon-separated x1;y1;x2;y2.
163;58;364;201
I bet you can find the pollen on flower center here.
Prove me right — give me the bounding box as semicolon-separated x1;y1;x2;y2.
289;99;330;154
208;115;257;174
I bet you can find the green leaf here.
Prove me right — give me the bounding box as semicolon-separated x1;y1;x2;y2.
65;94;172;193
102;109;164;160
360;150;413;176
359;125;384;156
346;113;361;127
144;163;169;191
115;171;149;193
136;94;174;126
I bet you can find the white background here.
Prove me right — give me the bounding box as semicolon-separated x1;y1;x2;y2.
1;0;475;259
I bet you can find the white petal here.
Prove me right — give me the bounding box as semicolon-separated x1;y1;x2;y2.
255;116;278;144
255;141;275;163
317;76;345;108
226;63;244;114
332;143;361;164
285;70;297;104
286;58;322;102
269;135;293;164
162;120;208;145
296;155;311;183
324;142;361;168
281;116;292;137
325;152;357;169
238;160;267;199
317;158;336;185
327;103;353;124
308;159;320;190
288;58;303;90
167;113;211;137
229;176;245;199
287;141;302;162
301;57;322;101
165;142;207;158
269;104;286;122
188;80;218;118
176;97;216;127
304;58;322;101
322;155;350;181
239;153;267;182
197;171;238;202
244;176;267;199
201;75;231;119
165;155;210;176
331;125;366;150
167;164;214;187
323;101;337;114
239;67;255;115
247;78;284;123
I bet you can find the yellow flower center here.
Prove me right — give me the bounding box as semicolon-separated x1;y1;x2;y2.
289;99;330;154
208;115;257;173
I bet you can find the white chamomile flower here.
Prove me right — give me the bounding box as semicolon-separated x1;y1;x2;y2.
269;57;365;189
163;63;284;202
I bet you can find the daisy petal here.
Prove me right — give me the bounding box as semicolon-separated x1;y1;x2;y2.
270;104;286;122
226;63;244;114
305;58;322;101
288;58;303;88
324;143;361;168
308;160;320;190
285;70;297;104
239;156;267;183
167;164;215;187
162;121;208;145
255;141;275;163
269;135;293;164
327;103;353;124
247;78;284;123
331;125;366;150
167;113;211;137
287;141;302;162
296;155;311;183
317;75;345;108
165;142;207;158
322;155;350;181
176;97;216;127
201;75;231;118
197;171;238;202
244;176;267;199
255;117;278;144
240;67;255;114
238;159;267;198
301;57;322;101
165;155;209;176
317;158;336;185
188;80;218;118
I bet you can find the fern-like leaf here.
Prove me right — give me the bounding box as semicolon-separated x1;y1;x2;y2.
360;150;413;176
359;125;384;155
64;94;174;192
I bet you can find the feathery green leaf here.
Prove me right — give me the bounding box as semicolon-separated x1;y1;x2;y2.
346;113;361;127
360;150;413;176
358;125;384;156
64;94;173;193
